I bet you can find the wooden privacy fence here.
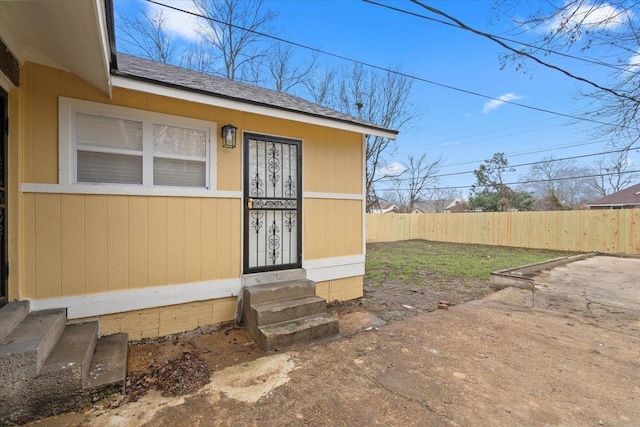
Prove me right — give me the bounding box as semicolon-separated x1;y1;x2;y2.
366;209;640;255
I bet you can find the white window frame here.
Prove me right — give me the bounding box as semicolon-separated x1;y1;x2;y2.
59;97;217;192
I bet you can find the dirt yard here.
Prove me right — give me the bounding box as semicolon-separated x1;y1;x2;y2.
34;243;639;427
329;241;574;323
24;241;574;419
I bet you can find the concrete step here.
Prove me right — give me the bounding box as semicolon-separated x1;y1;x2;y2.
39;321;99;388
250;295;327;327
0;309;66;382
0;300;29;342
242;268;306;287
258;313;339;351
243;279;316;306
86;333;128;392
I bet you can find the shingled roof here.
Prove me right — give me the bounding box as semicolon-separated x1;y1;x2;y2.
112;53;397;137
586;183;640;208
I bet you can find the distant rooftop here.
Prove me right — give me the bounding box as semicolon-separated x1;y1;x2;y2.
113;53;397;137
586;183;640;208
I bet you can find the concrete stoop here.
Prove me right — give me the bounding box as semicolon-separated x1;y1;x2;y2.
242;278;339;351
0;301;128;425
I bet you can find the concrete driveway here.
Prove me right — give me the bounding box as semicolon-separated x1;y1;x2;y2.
34;256;640;426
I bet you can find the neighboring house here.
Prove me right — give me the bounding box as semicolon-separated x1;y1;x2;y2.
445;198;469;213
0;1;397;341
370;203;399;214
411;201;441;214
412;200;454;213
411;196;468;214
586;183;640;210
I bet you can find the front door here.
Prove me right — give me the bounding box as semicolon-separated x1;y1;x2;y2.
0;88;7;305
243;133;302;273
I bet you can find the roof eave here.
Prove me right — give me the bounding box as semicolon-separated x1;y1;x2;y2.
586;203;640;207
111;71;398;140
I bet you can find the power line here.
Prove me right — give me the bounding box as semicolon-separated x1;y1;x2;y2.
362;0;626;71
408;0;639;105
380;146;633;182
380;168;640;192
423;122;569;151
437;138;610;169
143;0;627;130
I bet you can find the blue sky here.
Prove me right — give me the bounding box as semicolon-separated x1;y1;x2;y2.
114;0;639;197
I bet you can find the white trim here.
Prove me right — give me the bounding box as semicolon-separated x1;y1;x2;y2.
587;203;640;208
303;192;364;201
0;71;15;92
93;0;112;98
21;183;242;198
362;134;367;256
303;255;365;283
112;76;398;140
29;278;242;319
59;96;217;189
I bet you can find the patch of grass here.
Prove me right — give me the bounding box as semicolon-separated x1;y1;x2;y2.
365;240;577;286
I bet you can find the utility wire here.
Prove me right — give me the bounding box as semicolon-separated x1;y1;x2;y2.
437;138;610;169
381;168;640;191
380;146;633;182
408;0;639;105
144;0;627;129
363;0;626;71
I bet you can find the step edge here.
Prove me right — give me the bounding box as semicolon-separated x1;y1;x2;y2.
0;309;67;374
0;301;30;342
39;322;99;381
258;312;338;333
85;333;129;391
252;295;326;311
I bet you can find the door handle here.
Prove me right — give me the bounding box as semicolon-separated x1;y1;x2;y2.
247;198;253;209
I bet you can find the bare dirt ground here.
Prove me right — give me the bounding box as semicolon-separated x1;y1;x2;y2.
29;255;640;427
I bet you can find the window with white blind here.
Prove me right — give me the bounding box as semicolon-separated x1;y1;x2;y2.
59;97;216;190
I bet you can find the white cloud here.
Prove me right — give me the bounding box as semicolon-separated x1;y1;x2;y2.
627;51;640;73
482;92;523;114
379;162;406;177
147;0;202;42
545;2;632;35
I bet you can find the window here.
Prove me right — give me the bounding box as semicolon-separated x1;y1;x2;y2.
59;97;216;190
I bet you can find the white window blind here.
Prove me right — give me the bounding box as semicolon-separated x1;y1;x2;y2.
153;124;207;187
76;113;143;184
62;99;215;189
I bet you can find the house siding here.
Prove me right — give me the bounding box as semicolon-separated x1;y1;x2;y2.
10;61;365;337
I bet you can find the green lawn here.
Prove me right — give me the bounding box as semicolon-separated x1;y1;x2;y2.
366;240;577;285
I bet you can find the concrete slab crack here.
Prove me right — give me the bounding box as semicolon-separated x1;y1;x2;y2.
366;374;453;422
583;290;595;318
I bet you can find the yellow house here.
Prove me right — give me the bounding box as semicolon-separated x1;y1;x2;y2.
0;1;397;343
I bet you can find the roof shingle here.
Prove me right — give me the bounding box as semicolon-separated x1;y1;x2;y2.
587;183;640;207
113;53;397;137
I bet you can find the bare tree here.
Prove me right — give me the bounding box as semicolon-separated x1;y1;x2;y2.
390;154;442;212
193;0;278;81
267;44;318;93
118;8;177;63
492;0;640;149
327;64;416;212
429;187;461;212
304;67;337;107
520;156;597;208
180;40;216;74
590;149;638;197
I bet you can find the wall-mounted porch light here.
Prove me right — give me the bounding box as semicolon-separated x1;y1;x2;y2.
221;124;237;149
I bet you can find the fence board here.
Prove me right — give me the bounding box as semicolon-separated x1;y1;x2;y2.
366;210;640;255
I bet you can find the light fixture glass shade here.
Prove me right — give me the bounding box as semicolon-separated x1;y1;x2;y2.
221;124;237;148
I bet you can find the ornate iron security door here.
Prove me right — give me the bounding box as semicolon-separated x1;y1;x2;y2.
244;134;302;273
